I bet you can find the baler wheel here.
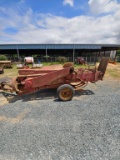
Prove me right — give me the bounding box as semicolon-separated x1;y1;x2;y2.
57;84;75;101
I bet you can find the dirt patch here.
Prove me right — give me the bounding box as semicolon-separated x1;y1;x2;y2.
0;91;17;107
0;94;10;106
107;63;120;69
0;108;30;124
105;63;120;80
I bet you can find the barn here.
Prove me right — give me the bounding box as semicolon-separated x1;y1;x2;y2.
0;43;120;63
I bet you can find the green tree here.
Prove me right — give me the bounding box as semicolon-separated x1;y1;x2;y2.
0;55;7;60
57;56;68;63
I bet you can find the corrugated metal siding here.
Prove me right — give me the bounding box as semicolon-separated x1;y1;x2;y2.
17;44;46;49
0;44;102;50
0;44;45;49
0;44;120;50
74;44;101;49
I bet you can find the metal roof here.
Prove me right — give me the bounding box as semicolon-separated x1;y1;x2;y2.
0;44;120;50
0;44;102;50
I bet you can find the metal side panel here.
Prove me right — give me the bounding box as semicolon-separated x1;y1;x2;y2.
97;57;109;77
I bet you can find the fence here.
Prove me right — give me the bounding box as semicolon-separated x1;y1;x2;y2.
116;56;120;62
9;56;106;64
33;56;100;64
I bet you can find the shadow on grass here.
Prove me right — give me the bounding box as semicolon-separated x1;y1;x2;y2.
1;88;94;103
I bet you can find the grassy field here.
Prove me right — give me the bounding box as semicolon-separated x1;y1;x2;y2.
0;62;120;80
105;62;120;79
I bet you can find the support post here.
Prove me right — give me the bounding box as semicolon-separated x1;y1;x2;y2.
46;46;48;57
99;50;100;57
17;49;19;61
73;49;75;63
104;50;105;57
45;46;48;62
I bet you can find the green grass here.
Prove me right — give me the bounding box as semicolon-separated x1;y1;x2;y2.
1;64;18;77
42;62;60;66
106;68;120;79
74;64;95;69
105;62;120;79
1;62;64;78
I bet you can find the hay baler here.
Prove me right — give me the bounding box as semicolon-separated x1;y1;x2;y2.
0;57;109;101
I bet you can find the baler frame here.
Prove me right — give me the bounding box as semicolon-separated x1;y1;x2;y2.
0;57;109;101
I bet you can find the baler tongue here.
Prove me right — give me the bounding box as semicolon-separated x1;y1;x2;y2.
0;81;12;92
97;57;109;78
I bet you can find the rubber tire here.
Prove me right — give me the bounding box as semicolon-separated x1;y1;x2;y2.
0;68;4;74
57;84;75;101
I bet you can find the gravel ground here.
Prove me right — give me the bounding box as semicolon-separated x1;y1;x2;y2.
0;79;120;160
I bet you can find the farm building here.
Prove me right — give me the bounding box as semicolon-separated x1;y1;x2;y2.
0;43;120;63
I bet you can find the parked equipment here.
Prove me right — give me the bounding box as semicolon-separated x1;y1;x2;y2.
24;57;34;64
75;57;86;65
0;57;109;101
0;61;12;68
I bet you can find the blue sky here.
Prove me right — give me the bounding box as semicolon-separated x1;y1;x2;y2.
0;0;120;44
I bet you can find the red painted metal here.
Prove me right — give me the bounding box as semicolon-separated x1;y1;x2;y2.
75;57;86;64
18;64;63;75
0;57;109;96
